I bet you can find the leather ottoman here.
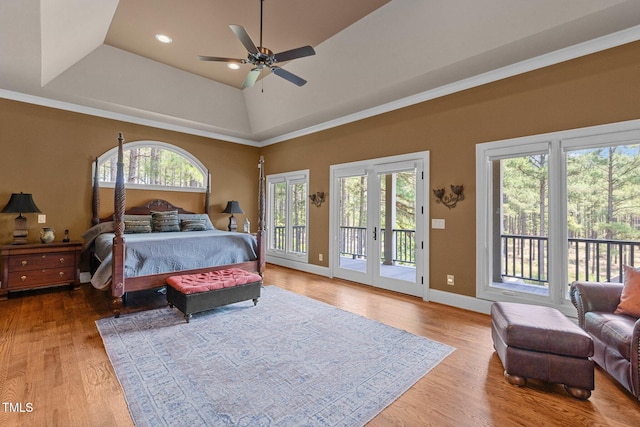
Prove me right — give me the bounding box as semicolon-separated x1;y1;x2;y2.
491;302;594;400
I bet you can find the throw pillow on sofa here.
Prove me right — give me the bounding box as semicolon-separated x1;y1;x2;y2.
615;265;640;318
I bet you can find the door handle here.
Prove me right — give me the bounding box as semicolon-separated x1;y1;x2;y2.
373;227;377;241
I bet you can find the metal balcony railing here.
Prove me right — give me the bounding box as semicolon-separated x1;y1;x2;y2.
338;226;416;265
501;234;640;284
273;225;307;253
272;225;417;265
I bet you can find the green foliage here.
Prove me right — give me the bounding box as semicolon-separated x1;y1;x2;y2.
100;146;204;188
340;171;416;231
502;144;640;241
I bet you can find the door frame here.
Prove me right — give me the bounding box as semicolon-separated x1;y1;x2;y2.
329;151;430;300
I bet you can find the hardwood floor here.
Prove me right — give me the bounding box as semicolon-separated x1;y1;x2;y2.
1;264;638;426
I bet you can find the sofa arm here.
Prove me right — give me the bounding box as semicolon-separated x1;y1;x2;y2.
633;318;640;398
570;281;623;328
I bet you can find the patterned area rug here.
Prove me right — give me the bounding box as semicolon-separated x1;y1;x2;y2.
96;286;454;427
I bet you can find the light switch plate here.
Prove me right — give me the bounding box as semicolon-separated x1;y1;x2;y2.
431;219;445;229
37;214;46;224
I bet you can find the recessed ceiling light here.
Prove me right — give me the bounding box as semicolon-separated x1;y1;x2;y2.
227;63;240;70
155;34;173;44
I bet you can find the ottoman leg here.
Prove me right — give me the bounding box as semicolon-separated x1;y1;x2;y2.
504;371;527;386
564;385;591;400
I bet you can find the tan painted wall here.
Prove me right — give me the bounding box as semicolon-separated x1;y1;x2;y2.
2;41;640;299
0;100;261;245
261;41;640;296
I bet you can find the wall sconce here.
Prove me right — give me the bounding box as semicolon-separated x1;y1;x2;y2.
309;192;325;207
433;185;464;209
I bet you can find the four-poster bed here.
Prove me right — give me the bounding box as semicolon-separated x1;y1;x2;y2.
88;133;266;317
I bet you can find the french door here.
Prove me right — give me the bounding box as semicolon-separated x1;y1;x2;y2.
330;152;429;297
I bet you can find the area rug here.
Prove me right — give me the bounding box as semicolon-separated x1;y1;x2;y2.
96;285;454;427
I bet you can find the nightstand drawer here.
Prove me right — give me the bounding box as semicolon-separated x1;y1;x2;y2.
7;267;76;289
7;252;76;272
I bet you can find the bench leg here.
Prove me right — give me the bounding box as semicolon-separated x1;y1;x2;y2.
253;298;259;306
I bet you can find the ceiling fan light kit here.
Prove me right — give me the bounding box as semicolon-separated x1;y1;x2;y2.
198;0;315;88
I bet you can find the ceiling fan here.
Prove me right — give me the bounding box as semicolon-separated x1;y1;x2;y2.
198;0;316;88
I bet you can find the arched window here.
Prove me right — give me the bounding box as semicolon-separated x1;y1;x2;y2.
96;141;208;192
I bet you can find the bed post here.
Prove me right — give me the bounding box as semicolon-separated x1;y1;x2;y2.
112;132;126;317
257;156;266;275
205;170;210;215
92;158;100;226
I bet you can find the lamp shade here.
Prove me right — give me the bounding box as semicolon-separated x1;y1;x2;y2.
1;192;41;214
222;200;243;214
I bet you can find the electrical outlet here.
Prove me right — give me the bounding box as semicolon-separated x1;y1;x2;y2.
319;253;323;262
37;214;46;224
447;274;455;286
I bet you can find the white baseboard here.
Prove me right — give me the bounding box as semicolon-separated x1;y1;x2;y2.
427;289;493;315
266;256;332;278
79;272;92;284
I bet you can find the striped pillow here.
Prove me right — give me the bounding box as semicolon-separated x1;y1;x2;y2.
151;210;180;232
124;219;151;234
180;219;207;232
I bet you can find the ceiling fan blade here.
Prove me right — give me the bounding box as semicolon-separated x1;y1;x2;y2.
242;68;261;88
229;24;259;55
198;56;244;64
273;46;316;63
271;66;307;87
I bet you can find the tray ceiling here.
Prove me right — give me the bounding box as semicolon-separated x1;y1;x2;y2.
1;0;640;145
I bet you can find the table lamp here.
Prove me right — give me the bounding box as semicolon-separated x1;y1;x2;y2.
222;201;243;231
1;192;42;244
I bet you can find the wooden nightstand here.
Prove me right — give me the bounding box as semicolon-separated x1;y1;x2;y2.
0;241;82;298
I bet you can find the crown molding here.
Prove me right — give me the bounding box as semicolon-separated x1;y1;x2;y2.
260;24;640;146
2;24;640;147
0;88;260;147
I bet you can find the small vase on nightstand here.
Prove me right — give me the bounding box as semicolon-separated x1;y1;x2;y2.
40;227;55;243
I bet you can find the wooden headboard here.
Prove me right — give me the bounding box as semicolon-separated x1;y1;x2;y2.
123;199;194;215
98;199;195;223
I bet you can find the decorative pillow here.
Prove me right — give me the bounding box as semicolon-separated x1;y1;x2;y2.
180;219;207;232
124;220;152;234
615;265;640;318
178;214;215;230
123;214;152;222
152;210;180;232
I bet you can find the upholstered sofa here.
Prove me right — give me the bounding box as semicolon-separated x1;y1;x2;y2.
570;280;640;400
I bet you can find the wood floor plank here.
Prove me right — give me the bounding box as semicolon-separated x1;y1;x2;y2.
0;265;638;426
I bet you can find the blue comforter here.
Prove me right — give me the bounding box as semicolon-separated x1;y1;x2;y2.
91;230;258;290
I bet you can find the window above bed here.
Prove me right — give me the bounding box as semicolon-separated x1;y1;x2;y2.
95;141;208;193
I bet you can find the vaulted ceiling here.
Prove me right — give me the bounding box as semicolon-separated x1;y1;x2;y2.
2;0;640;146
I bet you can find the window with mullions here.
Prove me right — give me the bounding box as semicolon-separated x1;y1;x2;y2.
96;141;207;192
266;170;308;262
477;122;640;314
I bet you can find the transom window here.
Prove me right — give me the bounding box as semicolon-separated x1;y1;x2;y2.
96;141;208;192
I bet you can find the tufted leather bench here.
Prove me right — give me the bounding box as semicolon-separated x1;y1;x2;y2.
166;268;262;322
491;302;594;400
